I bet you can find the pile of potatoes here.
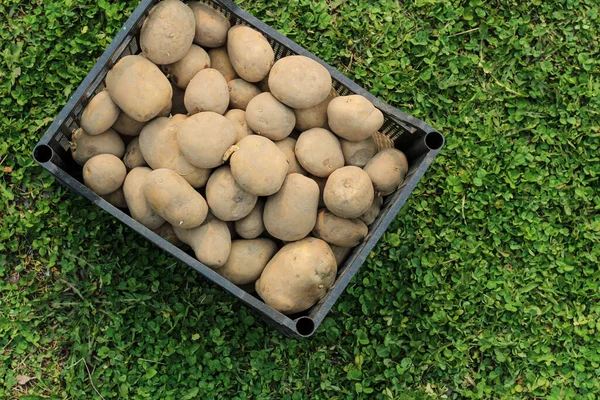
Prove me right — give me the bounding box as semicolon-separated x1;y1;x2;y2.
73;0;409;315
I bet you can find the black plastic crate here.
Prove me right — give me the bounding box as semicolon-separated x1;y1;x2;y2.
33;0;444;338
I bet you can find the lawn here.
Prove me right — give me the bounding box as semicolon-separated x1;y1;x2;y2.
1;0;599;398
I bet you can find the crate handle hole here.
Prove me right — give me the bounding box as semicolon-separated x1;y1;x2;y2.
295;317;315;337
34;145;54;163
425;131;444;151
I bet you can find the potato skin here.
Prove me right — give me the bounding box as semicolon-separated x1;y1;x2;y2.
323;166;374;218
83;154;127;196
268;55;332;109
309;174;327;208
312;209;368;247
80;91;120;136
295;128;344;178
123;167;165;230
227;25;274;82
152;222;182;247
217;239;278;285
163;44;210;89
140;0;195;65
184;68;229;115
123;137;147;170
234;199;265;239
143;168;208;229
340;136;377;167
206;166;258;221
101;187;127;208
228;79;261;110
112;112;146;137
106;55;172;122
225;109;254;143
327;95;384;142
329;244;352;267
275;137;307;176
255;237;337;314
229;135;288;196
177;111;237;169
174;213;231;268
71;128;125;166
294;87;336;132
363;148;409;195
188;2;230;48
139;115;211;188
207;47;238;82
359;195;383;226
245;93;295;141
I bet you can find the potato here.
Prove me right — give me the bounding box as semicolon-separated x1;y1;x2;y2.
275;137;307;176
225;109;254;143
206;166;258;221
152;223;182;247
123;167;165;230
163;44;210;89
188;2;230;48
359;195;383;226
228;79;261;110
295;128;344;177
143;168;208;229
71;128;125;166
80;90;120;136
174;213;231;268
327;95;384;142
170;83;187;115
207;47;238;82
177;111;237;169
364;148;409;195
123;137;147;169
294;87;336;132
106;55;172;122
340;136;377;167
234;199;265;239
310;174;327;208
112;112;146;137
227;25;274;82
255;237;336;314
217;239;278;285
323;166;374;218
139;115;211;187
184;68;229;115
140;0;195;65
312;209;368;247
245;93;295;141
83;154;127;196
268;55;332;109
264;173;319;241
257;74;270;92
229;135;288;196
329;244;352;267
101;188;127;208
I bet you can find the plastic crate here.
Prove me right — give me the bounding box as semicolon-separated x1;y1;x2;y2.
33;0;444;338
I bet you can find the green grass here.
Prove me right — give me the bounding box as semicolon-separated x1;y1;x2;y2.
1;0;599;398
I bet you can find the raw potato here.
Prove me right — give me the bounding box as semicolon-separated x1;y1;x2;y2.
310;175;327;208
263;173;319;241
123;137;147;169
184;68;229;115
188;2;230;48
139;115;211;187
102;188;127;208
80;91;120;136
275;137;307;176
206;166;258;221
256;237;337;314
227;25;274;82
171;84;187;115
234;199;265;239
123;167;165;230
295;128;344;178
112;112;146;136
228;79;261;110
323;166;374;218
208;47;238;81
257;74;270;92
340;136;377;167
329;244;352;267
71;128;125;166
268;55;332;109
106;55;172;122
152;223;182;247
174;213;231;268
294;87;336;132
313;209;368;247
163;44;210;89
225;109;254;143
246;93;295;141
158;98;172;117
229;135;288;196
327;95;384;142
143;168;208;229
140;0;195;65
359;195;383;225
178;112;237;169
83;154;127;196
364;148;409;195
217;239;278;285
